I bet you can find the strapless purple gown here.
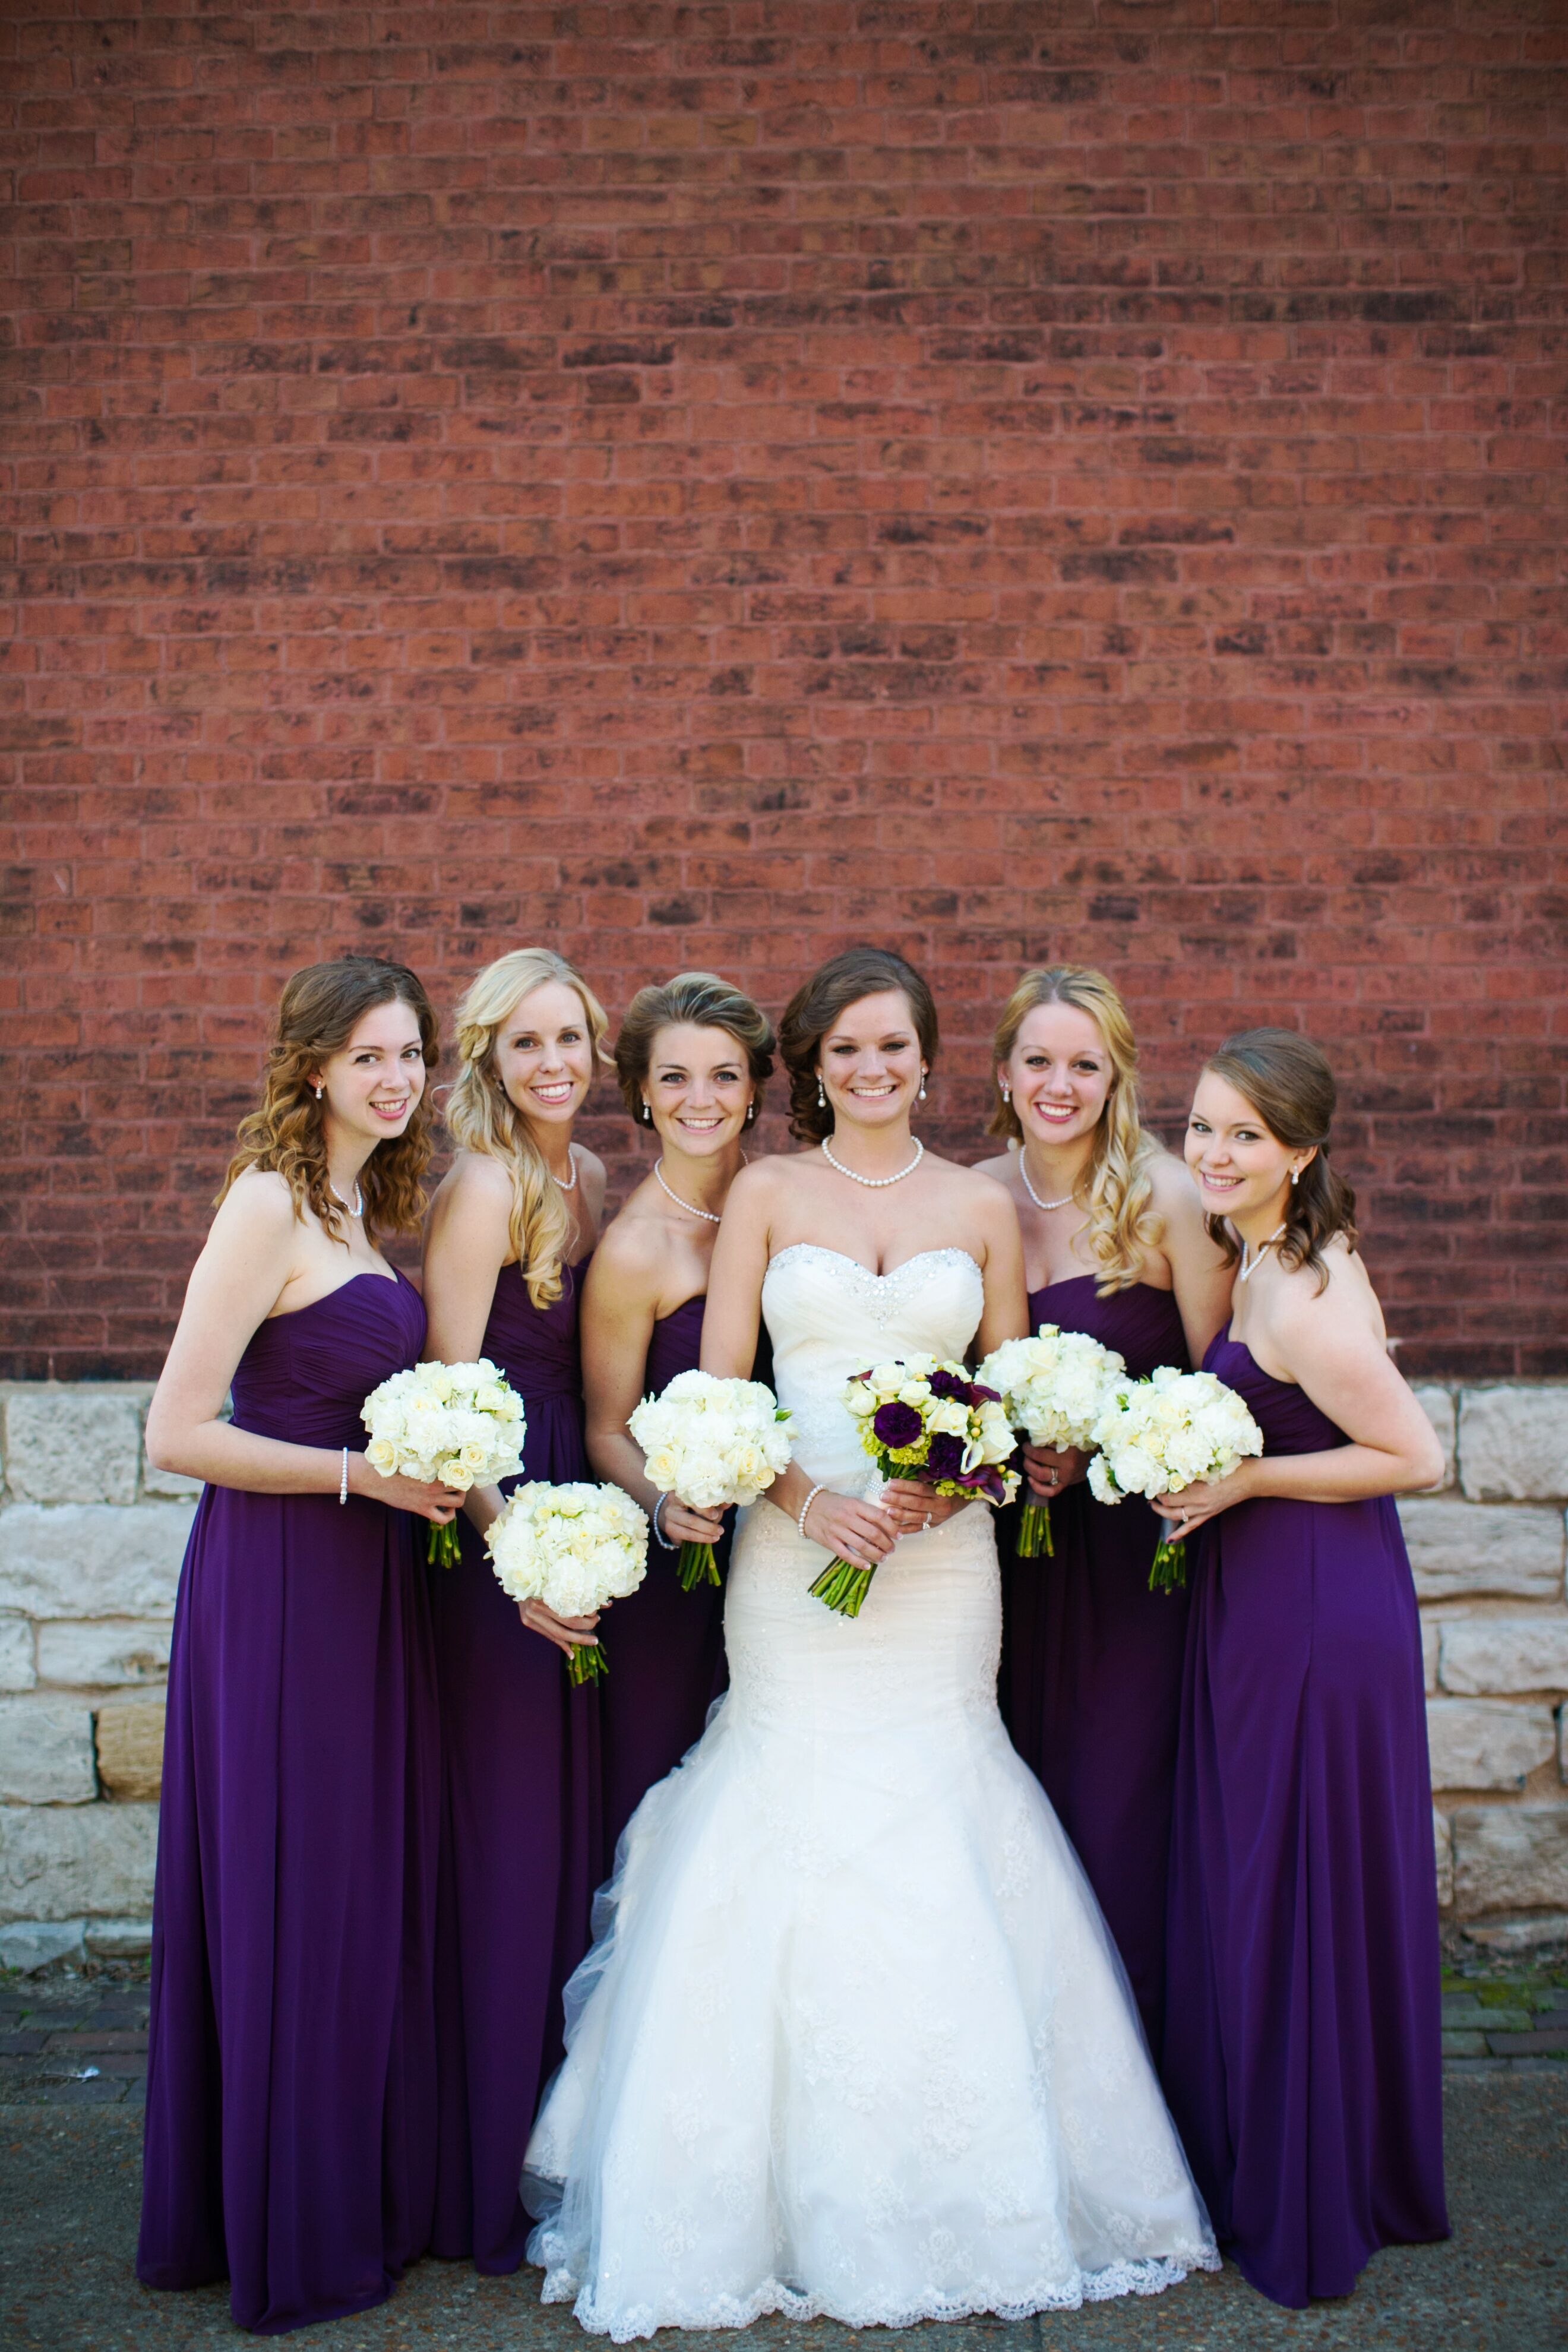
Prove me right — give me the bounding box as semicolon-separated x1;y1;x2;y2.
1163;1329;1447;2307
138;1271;440;2336
429;1257;602;2276
600;1295;729;1858
1000;1275;1190;2053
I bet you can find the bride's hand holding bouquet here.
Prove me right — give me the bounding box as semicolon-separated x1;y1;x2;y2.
810;1355;1019;1617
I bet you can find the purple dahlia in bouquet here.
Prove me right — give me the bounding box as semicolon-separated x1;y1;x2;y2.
810;1354;1020;1618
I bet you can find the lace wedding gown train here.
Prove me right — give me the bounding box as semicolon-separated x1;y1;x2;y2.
524;1247;1217;2340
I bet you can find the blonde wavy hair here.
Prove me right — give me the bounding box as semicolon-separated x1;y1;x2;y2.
989;965;1162;1294
445;948;611;1309
218;957;438;1241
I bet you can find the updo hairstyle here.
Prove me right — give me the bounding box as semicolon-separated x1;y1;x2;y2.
445;946;611;1309
613;970;774;1126
778;946;939;1145
988;963;1162;1294
1203;1027;1358;1290
219;956;439;1242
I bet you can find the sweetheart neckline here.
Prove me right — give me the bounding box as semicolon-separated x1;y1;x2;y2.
265;1266;406;1323
765;1243;982;1285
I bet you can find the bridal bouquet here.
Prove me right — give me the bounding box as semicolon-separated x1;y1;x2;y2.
1088;1365;1264;1591
361;1357;527;1567
627;1368;794;1591
811;1356;1020;1618
486;1481;649;1686
977;1326;1126;1558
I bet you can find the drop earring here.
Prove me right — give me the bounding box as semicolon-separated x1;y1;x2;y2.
1290;1165;1300;1185
745;1101;756;1126
1000;1080;1010;1104
642;1102;653;1125
313;1084;323;1101
918;1068;927;1102
816;1076;826;1109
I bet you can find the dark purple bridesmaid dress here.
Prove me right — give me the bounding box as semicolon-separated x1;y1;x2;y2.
600;1295;728;1858
1163;1328;1447;2307
1000;1275;1190;2054
428;1257;602;2276
138;1270;440;2337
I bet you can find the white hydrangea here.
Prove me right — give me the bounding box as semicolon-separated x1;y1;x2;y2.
977;1326;1126;1453
361;1357;527;1491
486;1481;649;1664
627;1368;794;1511
1088;1365;1264;1506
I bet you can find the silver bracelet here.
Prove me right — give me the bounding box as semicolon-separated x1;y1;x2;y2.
339;1447;350;1506
652;1492;676;1552
796;1482;826;1539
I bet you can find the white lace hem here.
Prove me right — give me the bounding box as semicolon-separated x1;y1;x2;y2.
534;2243;1222;2341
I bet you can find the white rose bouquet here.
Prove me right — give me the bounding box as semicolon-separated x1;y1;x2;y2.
976;1326;1126;1558
361;1358;527;1567
1088;1365;1264;1591
485;1481;649;1686
813;1356;1020;1618
627;1368;794;1591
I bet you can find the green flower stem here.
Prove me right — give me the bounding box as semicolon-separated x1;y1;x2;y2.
676;1540;722;1592
567;1640;608;1687
428;1518;463;1570
1149;1533;1187;1593
809;1556;875;1617
1017;1497;1055;1560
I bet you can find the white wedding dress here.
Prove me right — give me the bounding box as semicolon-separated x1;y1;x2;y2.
524;1246;1218;2339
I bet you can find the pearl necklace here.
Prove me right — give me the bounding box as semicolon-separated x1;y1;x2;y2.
820;1136;924;1188
329;1178;364;1219
1239;1222;1287;1282
1017;1152;1076;1215
551;1146;578;1193
652;1159;723;1225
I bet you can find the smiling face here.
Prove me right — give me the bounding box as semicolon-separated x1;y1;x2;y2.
1001;1001;1114;1153
818;989;925;1128
1185;1068;1312;1225
312;998;426;1152
643;1022;753;1159
492;979;597;1134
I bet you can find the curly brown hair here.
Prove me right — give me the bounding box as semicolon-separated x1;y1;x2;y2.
778;947;938;1143
1202;1027;1358;1292
218;957;439;1243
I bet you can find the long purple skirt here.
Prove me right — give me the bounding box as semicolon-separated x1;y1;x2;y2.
138;1274;440;2334
1163;1330;1448;2306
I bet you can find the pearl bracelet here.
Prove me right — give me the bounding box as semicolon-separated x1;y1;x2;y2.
339;1447;349;1506
796;1482;826;1539
652;1493;676;1551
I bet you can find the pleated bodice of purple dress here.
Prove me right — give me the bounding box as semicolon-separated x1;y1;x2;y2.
600;1294;729;1857
428;1256;603;2276
1000;1274;1189;2054
139;1270;440;2336
1162;1327;1448;2307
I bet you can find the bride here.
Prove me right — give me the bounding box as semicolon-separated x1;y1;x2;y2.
523;947;1217;2339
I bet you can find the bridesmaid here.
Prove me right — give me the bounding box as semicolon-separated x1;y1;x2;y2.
977;965;1232;2054
138;956;455;2334
421;946;611;2277
582;972;776;1857
1159;1028;1448;2306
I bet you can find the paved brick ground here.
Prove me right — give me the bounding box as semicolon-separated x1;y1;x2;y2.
2;1956;1567;2347
7;1950;1562;2112
0;2073;1563;2351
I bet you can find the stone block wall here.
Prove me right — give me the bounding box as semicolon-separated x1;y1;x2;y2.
0;1384;192;1969
0;1380;1564;1967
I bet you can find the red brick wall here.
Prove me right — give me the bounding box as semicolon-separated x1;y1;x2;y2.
3;3;1564;1381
